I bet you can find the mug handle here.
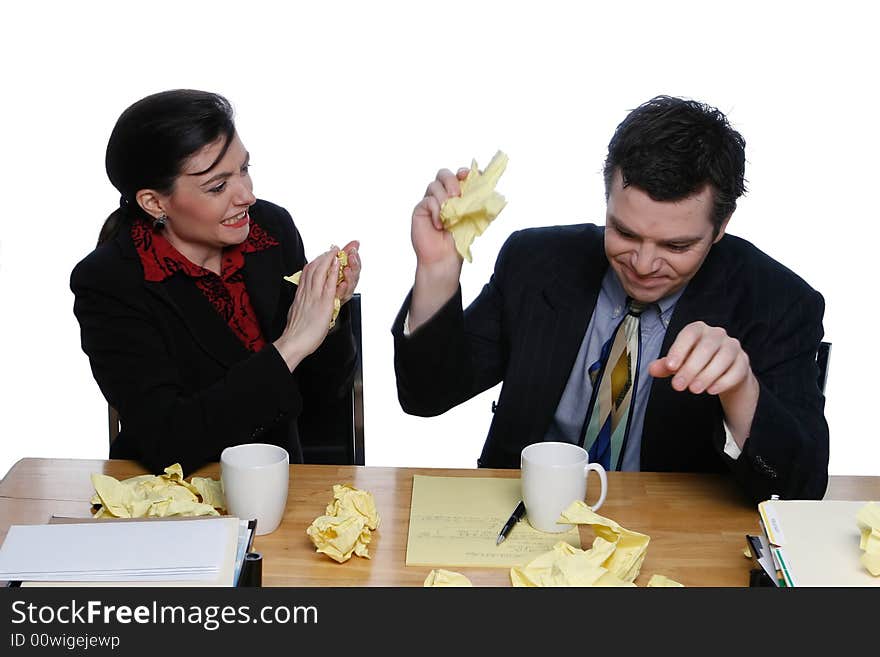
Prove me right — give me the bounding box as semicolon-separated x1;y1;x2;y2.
584;462;608;512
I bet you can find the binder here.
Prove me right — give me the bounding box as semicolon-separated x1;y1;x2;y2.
757;500;880;587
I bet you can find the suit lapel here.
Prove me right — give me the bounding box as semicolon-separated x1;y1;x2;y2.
112;222;250;367
124;223;285;367
526;230;608;442
643;237;734;459
243;245;284;341
145;276;249;367
659;237;733;356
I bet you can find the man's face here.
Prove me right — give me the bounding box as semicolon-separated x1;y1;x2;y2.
604;169;727;304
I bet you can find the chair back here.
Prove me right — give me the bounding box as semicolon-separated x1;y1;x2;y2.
299;293;365;465
109;406;120;445
816;341;831;394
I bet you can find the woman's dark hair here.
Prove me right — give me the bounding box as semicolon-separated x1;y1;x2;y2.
98;89;235;245
603;95;746;236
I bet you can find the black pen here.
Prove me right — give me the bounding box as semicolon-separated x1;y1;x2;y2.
496;501;527;545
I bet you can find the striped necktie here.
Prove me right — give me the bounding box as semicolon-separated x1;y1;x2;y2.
581;300;646;470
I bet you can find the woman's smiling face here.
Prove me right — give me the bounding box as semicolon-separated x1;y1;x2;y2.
142;131;256;267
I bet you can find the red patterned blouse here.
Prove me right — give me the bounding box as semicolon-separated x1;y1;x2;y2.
131;219;280;352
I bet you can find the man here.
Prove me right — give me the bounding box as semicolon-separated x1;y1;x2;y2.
392;96;828;502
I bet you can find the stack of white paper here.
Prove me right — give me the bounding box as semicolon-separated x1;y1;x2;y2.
758;499;880;587
0;519;232;582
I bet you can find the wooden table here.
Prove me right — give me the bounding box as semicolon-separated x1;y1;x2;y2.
1;458;877;587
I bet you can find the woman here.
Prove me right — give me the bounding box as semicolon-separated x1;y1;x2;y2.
71;89;360;474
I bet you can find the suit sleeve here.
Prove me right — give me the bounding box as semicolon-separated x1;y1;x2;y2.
725;288;829;501
392;232;521;416
71;261;304;475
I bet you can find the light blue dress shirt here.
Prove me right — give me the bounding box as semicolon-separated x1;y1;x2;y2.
544;268;685;470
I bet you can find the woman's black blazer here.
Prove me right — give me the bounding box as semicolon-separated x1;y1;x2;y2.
71;199;356;474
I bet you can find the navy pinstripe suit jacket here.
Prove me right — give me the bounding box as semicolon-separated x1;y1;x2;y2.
393;224;828;502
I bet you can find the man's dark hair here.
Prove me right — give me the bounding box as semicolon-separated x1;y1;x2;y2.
603;95;746;235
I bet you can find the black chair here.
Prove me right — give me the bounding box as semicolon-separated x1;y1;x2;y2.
109;406;120;445
816;341;831;394
299;293;365;465
110;293;366;465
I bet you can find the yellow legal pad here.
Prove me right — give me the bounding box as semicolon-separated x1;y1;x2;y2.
405;475;581;568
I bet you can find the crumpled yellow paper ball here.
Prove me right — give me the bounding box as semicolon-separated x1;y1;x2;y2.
856;502;880;576
283;250;349;328
424;569;473;587
558;500;651;583
510;541;634;587
325;484;380;528
440;151;508;263
306;514;373;563
307;484;380;563
510;501;662;587
90;463;225;518
647;574;684;587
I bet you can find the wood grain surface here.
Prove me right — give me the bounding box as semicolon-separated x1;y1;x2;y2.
1;458;877;587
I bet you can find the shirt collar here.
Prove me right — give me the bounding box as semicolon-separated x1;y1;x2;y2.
603;268;687;329
131;217;278;283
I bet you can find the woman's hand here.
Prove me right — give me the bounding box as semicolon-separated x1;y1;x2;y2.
336;240;361;306
274;247;341;370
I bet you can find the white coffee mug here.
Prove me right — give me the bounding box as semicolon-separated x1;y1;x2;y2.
221;443;290;536
521;442;608;533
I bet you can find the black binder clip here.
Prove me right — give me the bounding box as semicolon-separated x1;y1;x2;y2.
237;552;263;587
749;568;775;587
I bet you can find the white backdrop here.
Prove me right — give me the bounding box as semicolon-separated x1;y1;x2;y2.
1;1;877;478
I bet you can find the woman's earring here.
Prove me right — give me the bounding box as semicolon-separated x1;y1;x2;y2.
153;213;167;230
